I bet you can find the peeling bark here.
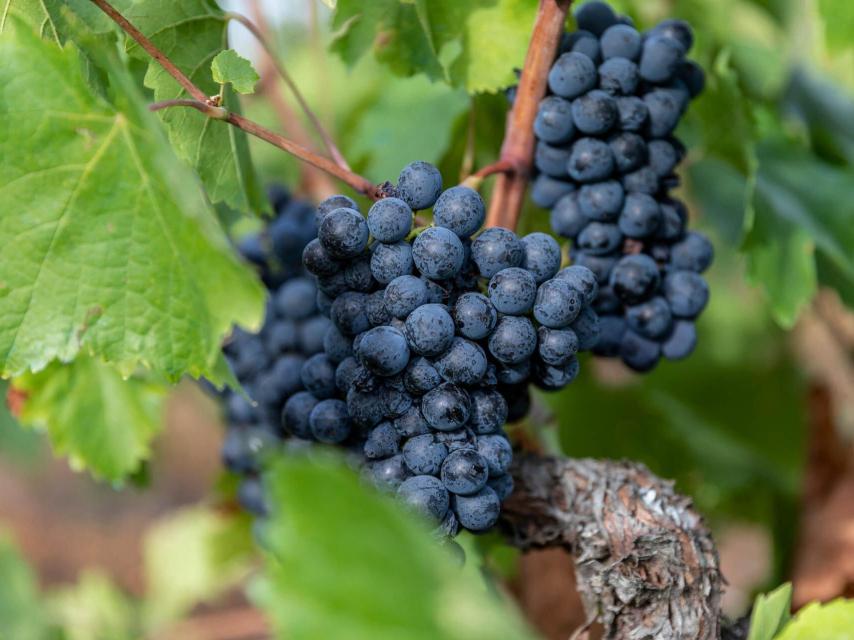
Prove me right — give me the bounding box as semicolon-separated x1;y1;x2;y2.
501;454;723;639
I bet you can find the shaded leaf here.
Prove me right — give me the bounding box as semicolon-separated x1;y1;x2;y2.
775;598;854;640
0;531;58;640
331;0;537;93
258;454;534;640
0;19;265;382
49;572;137;640
124;0;266;214
14;357;165;482
747;583;792;640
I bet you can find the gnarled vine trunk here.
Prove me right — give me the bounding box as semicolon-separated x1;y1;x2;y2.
502;454;723;639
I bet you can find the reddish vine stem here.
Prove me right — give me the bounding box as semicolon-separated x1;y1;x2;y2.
473;159;515;179
89;0;207;103
485;0;572;230
225;11;352;172
89;0;380;198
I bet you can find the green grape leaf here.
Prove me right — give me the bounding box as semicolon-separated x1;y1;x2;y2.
49;572;136;640
818;0;854;55
14;358;165;482
142;507;251;628
745;140;854;324
331;0;537;93
211;49;259;95
257;454;534;640
747;583;792;640
0;0;59;42
123;0;266;214
0;531;56;640
775;598;854;640
0;18;265;382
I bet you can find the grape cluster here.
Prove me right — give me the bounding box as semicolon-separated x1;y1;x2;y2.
220;188;329;518
528;1;714;371
297;161;599;536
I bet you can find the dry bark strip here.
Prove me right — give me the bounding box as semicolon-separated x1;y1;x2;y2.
502;454;723;639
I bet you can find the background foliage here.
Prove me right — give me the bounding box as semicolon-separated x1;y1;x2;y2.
1;0;854;638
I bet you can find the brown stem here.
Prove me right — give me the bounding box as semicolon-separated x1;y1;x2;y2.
226;112;380;198
485;0;571;230
226;11;352;172
89;0;379;198
246;3;337;200
473;159;515;179
502;454;723;640
89;0;207;103
149;99;227;119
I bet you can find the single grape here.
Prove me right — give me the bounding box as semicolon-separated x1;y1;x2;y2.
330;291;370;335
609;254;661;304
670;232;714;273
404;303;455;356
487;474;515;501
403;357;443;396
593;314;627;357
440;448;489;495
356;325;411;376
367;197;413;243
548;52;597;99
452;292;497;340
316;194;359;224
434;337;488;385
609;131;647;174
656;199;687;242
538;326;579;365
398;475;450;522
384;275;428;319
397;161;443;210
534;357;580;390
471;227;524;278
555;265;600;304
302;238;340;276
619;192;662;238
309;399;352;443
334;357;360;393
663;271;710;318
534;278;583;328
550;192;587;238
318;207;368;259
564;30;601;62
598;57;640;95
600;24;642;60
621;165;660;195
477;434;512;477
661;320;697;360
615;95;649;132
574;1;618;36
280;391;318;439
649;19;694;53
677;60;705;98
647;139;681;178
402;434;449;475
468;389;509;435
644;89;683;138
347;387;385;427
265;319;298;355
534;96;576;144
433;186;486;238
577;222;623;255
535;141;573;178
496;360;532;385
570;305;601;350
639;35;684;83
237;477;269;518
578;180;625;221
488;267;538;315
488;316;537;365
567;138;615;183
520;232;562;283
300;353;337;399
364;422;401;459
452;487;501;532
422;382;471;431
571;89;618;135
370;241;414;284
532;174;575;208
625;296;673;339
368;454;412;491
411;227;465;280
620;330;661;372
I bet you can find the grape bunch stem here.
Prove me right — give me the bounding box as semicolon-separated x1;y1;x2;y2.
486;0;574;230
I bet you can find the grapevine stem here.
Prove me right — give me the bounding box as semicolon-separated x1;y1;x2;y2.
485;0;572;230
88;0;380;198
225;11;353;172
88;0;207;103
